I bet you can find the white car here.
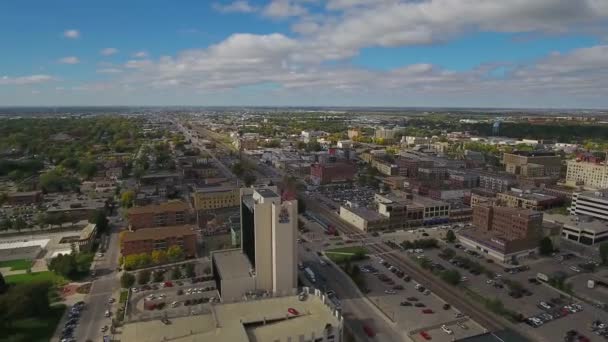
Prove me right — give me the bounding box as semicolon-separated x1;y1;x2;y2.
569;266;581;273
171;301;179;308
441;325;453;335
107;298;115;304
104;310;111;318
384;289;396;295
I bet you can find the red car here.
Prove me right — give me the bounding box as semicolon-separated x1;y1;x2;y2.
164;281;173;287
363;325;375;337
422;309;434;314
287;308;299;315
419;331;432;340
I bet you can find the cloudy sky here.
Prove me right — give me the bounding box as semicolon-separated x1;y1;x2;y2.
1;0;608;108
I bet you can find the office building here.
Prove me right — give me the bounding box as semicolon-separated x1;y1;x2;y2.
502;151;561;177
120;225;197;258
6;191;43;205
212;186;298;300
460;205;544;262
77;223;97;253
570;190;608;221
566;159;608;189
127;201;192;230
122;288;343;342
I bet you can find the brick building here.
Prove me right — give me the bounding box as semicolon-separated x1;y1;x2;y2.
127;201;192;230
310;162;356;185
120;225;197;258
460;205;545;262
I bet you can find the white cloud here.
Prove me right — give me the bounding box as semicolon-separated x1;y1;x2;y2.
97;68;123;74
263;0;307;18
58;56;80;64
100;48;119;56
133;51;148;58
0;74;54;85
213;1;257;13
63;29;80;39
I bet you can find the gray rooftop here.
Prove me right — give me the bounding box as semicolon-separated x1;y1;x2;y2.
212;249;254;280
544;213;608;234
255;188;278;198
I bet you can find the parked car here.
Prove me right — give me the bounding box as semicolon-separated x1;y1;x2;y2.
441;325;453;335
419;331;432;340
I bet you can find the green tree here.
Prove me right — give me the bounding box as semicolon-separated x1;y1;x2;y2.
138;253;151;268
13;217;27;232
137;270;151;285
121;272;135;288
446;230;456;243
0;271;6;294
121;190;135;208
90;210;109;234
171;267;181;280
184;263;195;278
167;245;184;262
440;269;461;286
600;242;608;265
78;160;98;179
151;250;168;265
539;237;554;256
48;253;77;277
153;270;164;283
243;173;257;187
0;219;13;231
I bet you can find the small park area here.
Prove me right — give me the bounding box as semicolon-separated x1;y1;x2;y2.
324;246;368;264
0;259;33;271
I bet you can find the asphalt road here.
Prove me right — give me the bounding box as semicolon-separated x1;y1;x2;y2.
76;221;121;341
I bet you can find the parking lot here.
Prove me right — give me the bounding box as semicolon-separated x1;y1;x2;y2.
128;279;218;322
356;258;486;341
315;184;377;208
401;241;608;342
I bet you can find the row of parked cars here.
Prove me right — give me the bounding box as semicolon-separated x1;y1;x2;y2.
60;301;86;342
589;320;608;339
525;301;583;328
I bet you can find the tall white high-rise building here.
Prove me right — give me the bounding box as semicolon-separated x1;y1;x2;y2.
240;186;298;294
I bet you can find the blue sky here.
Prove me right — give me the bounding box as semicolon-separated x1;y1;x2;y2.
1;0;608;108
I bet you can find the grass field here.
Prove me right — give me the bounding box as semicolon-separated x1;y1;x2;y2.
325;246;368;264
5;271;67;286
0;259;32;271
0;304;66;342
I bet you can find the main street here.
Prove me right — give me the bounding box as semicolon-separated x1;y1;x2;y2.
76;219;122;342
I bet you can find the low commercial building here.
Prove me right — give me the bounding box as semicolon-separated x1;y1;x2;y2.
570;190;608;221
477;172;517;192
310;162;357;185
544;213;608;246
339;205;387;232
120;225;197;258
375;192;450;229
496;190;561;211
77;223;97;252
122;287;343;342
470;189;498;208
192;186;240;210
127;201;192;230
6;191;43;205
371;159;398;176
212;249;257;301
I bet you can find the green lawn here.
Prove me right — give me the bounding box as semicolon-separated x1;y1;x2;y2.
0;259;32;271
0;304;66;342
5;271;67;286
325;246;368;264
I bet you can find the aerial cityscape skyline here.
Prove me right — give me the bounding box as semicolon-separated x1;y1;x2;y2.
1;0;608;107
